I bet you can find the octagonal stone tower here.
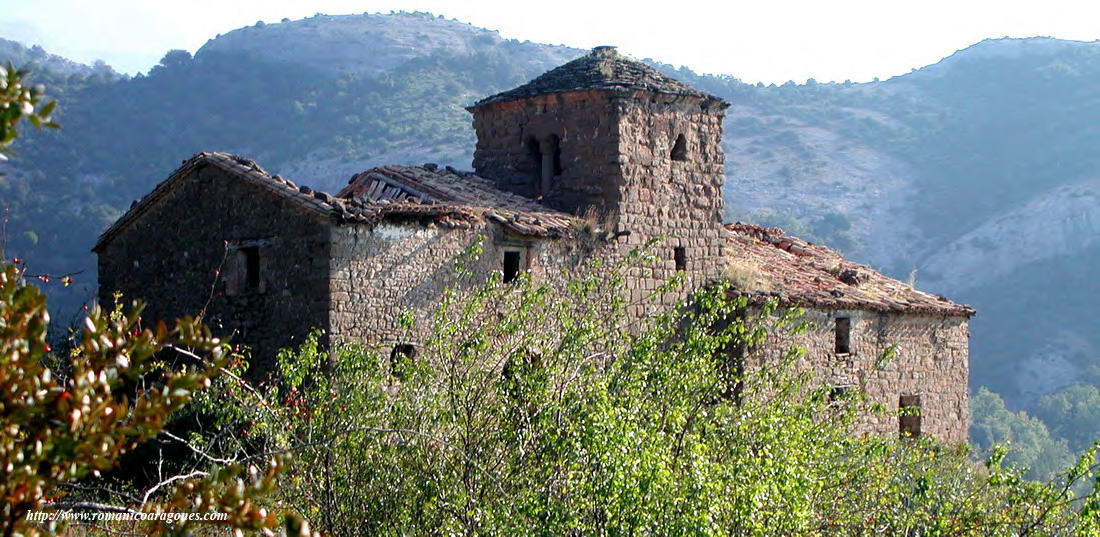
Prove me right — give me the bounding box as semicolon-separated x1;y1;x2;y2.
467;46;731;293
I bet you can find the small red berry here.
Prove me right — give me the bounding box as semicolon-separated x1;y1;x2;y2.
11;258;21;264
43;344;51;353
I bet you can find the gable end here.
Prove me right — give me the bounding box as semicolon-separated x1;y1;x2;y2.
93;152;338;253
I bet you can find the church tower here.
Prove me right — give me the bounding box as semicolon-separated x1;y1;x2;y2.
467;46;730;293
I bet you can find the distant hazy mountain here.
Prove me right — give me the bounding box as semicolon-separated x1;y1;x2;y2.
199;12;580;79
0;37;118;78
3;13;1100;424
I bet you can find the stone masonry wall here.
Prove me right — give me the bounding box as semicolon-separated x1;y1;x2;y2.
96;164;332;379
327;220;589;349
470;90;624;216
746;308;970;443
471;91;728;318
614;95;728;311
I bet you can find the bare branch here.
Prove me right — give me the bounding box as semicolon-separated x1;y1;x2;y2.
43;502;140;515
160;430;236;465
141;470;208;506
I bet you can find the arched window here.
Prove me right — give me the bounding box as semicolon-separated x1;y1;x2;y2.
527;134;561;198
671;133;688;162
546;135;562;177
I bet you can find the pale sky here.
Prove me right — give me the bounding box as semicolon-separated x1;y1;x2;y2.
2;0;1100;84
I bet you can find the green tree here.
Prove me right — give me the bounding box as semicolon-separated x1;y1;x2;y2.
0;61;56;160
1037;383;1100;453
970;386;1074;481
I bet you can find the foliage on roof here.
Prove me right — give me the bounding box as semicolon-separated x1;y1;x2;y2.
724;223;975;316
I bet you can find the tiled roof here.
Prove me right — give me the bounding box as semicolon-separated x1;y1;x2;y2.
724;223;975;317
93;152;579;251
471;46;727;108
336;164;579;237
94;152;332;251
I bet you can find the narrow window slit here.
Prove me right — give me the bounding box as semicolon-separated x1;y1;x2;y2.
674;247;687;272
241;246;260;290
834;317;851;354
899;394;922;438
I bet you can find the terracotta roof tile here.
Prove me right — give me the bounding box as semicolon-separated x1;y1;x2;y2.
724;222;975;317
94;152;580;252
336;164;579;237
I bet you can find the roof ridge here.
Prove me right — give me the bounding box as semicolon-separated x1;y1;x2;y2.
93;152;341;252
471;46;726;108
94;154;582;249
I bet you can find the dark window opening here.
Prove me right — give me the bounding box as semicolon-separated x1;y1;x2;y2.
502;351;543;381
671;133;688;161
503;250;523;283
241;246;260;290
899;394;922;438
721;350;745;406
674;247;687;272
708;309;747;405
834;317;851;354
526;136;540;163
829;385;853;405
526;135;561;198
547;134;562;176
526;137;542;196
390;343;418;378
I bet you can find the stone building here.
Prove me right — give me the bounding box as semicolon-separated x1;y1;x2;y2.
94;46;974;443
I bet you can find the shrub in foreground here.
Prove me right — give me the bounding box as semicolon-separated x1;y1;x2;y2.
0;261;313;536
199;256;1100;536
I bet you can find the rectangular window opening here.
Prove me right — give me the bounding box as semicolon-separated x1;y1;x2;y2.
899;394;922;439
829;385;852;404
834;317;851;354
390;343;418;379
241;246;261;290
503;250;523;283
674;247;687;272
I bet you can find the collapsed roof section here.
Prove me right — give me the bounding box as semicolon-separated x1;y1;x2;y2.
724;223;975;317
93;152;580;253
